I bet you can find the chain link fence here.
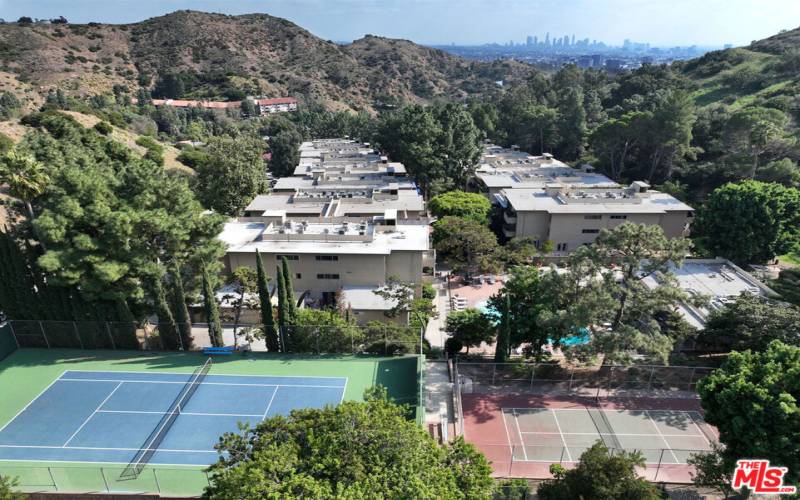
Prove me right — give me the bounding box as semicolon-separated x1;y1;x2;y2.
456;361;714;398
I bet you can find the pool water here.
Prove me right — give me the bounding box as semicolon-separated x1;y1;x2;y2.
474;300;590;346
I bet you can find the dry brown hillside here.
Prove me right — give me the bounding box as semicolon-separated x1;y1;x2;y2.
0;11;537;111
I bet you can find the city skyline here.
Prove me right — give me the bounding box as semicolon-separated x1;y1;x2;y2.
0;0;798;47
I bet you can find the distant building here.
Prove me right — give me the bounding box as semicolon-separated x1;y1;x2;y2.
135;96;298;114
253;97;298;114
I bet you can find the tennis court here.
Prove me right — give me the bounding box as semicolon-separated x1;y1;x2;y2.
503;407;714;464
0;366;346;466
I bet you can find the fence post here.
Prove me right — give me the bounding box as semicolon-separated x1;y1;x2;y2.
654;448;664;482
351;328;355;354
7;321;20;349
72;321;84;349
492;363;497;385
47;466;58;491
153;468;161;494
647;366;655;390
687;367;696;391
384;326;388;356
106;322;116;349
568;369;574;392
38;321;51;348
315;328;320;355
100;467;110;493
530;364;535;389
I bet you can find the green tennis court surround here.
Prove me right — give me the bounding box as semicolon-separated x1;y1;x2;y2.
0;348;422;495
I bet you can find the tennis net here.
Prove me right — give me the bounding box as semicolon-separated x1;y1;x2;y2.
587;408;623;451
120;357;213;479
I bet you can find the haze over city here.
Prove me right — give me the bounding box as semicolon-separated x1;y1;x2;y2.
2;0;799;47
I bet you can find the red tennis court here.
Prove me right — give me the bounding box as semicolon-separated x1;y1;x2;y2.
462;393;719;483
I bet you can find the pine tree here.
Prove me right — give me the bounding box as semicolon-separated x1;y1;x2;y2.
202;266;223;347
169;262;193;350
281;257;297;323
494;291;510;363
255;250;279;352
151;274;181;350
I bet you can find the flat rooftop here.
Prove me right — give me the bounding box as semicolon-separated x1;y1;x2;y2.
220;220;430;255
503;187;693;214
643;259;775;329
273;176;417;192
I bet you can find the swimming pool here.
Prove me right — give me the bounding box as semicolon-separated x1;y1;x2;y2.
474;300;590;346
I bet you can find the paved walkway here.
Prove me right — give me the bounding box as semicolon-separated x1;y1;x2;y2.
425;360;454;438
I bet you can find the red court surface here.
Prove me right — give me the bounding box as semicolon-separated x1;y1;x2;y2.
462;393;719;483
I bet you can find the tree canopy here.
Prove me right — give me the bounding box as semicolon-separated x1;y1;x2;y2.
433;216;501;276
204;387;494;499
444;308;495;354
693;180;800;265
697;341;800;484
429;191;492;225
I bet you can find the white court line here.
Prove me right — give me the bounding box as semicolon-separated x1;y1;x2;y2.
59;377;344;389
500;410;514;459
0;376;65;435
96;410;264;418
339;378;348;403
511;409;529;461
0;458;208;467
261;386;279;420
1;444;216;453
62;382;124;448
688;411;713;446
551;411;573;462
646;410;680;463
520;431;706;438
62;369;348;381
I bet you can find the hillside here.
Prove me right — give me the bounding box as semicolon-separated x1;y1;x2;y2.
678;26;800;110
0;11;536;111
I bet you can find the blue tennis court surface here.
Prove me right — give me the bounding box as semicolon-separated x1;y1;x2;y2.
0;370;347;465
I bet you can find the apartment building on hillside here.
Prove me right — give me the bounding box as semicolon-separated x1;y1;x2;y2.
219;214;433;324
497;181;693;255
243;189;425;220
472;144;618;198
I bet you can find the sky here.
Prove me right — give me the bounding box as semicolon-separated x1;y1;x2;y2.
1;0;799;47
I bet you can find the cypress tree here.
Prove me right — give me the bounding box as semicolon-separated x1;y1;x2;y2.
494;291;510;363
281;257;297;323
202;266;223;347
169;262;193;350
276;265;288;329
255;250;279;352
151;274;181;350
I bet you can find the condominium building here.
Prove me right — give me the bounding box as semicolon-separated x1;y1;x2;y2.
243;189;425;220
219;214;433;324
498;181;693;254
472;144;618;198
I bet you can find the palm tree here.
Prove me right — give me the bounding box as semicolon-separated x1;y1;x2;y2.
0;151;49;222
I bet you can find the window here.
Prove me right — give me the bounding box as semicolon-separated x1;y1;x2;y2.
610;215;628;220
584;214;602;220
315;255;339;261
276;254;299;261
317;273;340;280
582;229;600;234
556;243;568;252
295;273;302;279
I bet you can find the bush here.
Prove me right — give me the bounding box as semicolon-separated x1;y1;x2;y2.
422;282;436;300
93;121;112;135
444;337;463;356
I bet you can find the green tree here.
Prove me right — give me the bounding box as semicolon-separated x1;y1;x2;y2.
429;191;492;225
433;216;501;277
723;107;793;179
255;250;279;352
150;272;181;350
0;474;25;500
281;257;297;323
564;223;694;364
697;341;800;484
556;86;587;161
0;150;50;222
268;129;303;178
537;442;661;500
431;102;482;193
698;294;800;351
276;264;289;336
445;308;494;354
202;266;223;347
693;181;800;265
642;89;697;182
204;387;494;499
195;136;267;216
228;266;257;347
686;445;737;499
169;262;193;350
152;72;185;99
377;105;442;195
